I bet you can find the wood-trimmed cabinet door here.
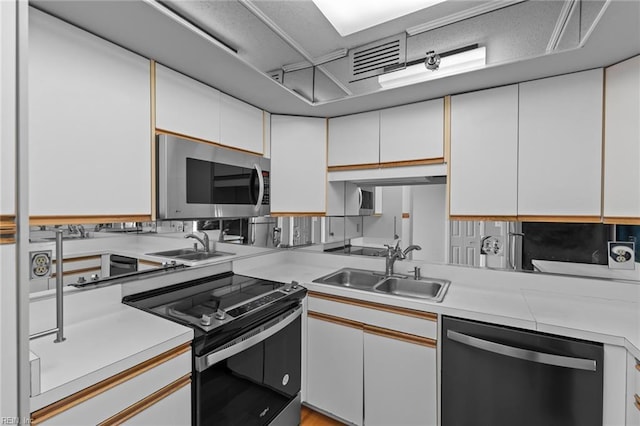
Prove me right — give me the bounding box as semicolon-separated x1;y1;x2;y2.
28;9;151;221
379;99;444;165
517;69;603;220
449;85;519;219
219;93;264;155
270;115;326;215
306;314;363;426
363;328;437;426
155;63;221;143
328;111;380;169
604;55;640;224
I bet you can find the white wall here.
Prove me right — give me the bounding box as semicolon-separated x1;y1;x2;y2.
411;185;447;263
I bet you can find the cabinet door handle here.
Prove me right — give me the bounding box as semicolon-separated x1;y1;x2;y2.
446;330;597;371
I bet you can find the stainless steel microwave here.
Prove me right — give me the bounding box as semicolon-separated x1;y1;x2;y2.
358;187;375;216
157;134;270;219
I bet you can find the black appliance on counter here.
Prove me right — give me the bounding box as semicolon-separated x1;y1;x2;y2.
442;316;603;426
123;272;306;426
109;254;138;276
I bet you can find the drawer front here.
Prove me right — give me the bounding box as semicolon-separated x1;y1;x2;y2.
308;292;437;340
32;344;191;425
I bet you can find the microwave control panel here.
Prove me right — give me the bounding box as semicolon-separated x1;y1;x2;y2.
262;171;270;205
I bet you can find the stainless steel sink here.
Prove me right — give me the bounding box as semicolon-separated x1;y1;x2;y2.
313;267;450;302
149;248;198;257
146;248;234;261
313;268;385;290
374;277;450;302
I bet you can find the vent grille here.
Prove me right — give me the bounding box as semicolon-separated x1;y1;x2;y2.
268;69;284;83
349;34;406;82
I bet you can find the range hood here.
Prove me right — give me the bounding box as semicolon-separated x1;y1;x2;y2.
351;175;447;187
328;162;447;186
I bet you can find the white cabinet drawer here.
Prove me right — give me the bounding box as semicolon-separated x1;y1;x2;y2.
32;344;191;425
307;292;437;340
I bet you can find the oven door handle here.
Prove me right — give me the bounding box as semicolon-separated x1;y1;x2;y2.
196;306;302;372
254;164;264;212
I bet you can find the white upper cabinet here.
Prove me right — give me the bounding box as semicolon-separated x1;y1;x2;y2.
328;111;379;167
518;69;603;218
379;99;444;164
270;116;326;214
29;9;151;219
155;63;220;143
604;55;640;222
450;85;519;217
220;93;264;154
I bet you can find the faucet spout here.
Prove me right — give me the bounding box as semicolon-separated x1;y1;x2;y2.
403;245;422;257
185;232;210;252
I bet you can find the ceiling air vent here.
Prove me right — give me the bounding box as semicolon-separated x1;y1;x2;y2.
268;69;284;84
349;34;406;82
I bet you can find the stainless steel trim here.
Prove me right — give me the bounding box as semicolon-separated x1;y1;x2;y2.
195;306;302;372
446;330;597;371
254;163;264;212
54;230;65;343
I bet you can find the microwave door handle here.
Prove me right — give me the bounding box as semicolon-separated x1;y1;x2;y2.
357;187;363;208
254;164;264;211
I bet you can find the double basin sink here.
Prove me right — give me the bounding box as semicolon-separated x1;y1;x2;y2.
313;268;450;302
147;248;234;262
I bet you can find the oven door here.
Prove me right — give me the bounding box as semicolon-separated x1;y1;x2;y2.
158;134;270;219
194;307;302;426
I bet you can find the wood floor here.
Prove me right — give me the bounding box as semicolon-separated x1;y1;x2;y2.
301;406;345;426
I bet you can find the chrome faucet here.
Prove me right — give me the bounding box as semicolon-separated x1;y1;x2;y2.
185;232;210;252
384;241;422;276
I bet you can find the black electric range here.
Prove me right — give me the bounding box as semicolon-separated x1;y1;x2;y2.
123;272;307;426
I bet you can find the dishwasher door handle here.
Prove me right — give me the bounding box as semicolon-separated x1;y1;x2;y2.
446;330;597;371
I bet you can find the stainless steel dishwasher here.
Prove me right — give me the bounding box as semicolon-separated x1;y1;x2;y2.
442;316;603;426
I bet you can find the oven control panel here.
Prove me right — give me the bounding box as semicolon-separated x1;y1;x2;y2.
227;290;286;318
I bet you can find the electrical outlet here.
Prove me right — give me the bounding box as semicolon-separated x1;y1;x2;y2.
480;236;503;256
30;251;52;279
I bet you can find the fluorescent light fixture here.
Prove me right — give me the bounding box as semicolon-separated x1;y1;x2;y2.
378;46;486;89
312;0;448;36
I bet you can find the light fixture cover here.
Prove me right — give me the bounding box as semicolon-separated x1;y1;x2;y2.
312;0;448;36
378;46;486;89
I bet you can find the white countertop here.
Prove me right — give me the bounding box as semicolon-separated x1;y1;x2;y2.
29;284;193;412
234;249;640;357
27;237;640;413
533;259;640;282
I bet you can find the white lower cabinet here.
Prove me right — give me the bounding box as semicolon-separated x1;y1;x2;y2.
306;314;363;425
32;344;192;425
122;385;191;426
363;329;437;426
305;293;437;426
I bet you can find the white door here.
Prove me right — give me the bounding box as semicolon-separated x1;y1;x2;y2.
364;331;437;426
449;220;481;266
306;315;363;425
